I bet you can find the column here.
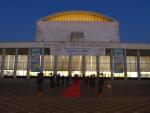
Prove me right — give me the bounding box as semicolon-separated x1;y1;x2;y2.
96;56;100;77
137;49;141;80
124;49;127;80
1;48;6;78
41;48;44;72
110;49;114;80
68;55;72;76
82;55;86;76
54;55;58;75
13;48;18;78
27;48;31;78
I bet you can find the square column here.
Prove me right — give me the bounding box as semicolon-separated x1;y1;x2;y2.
110;49;114;80
13;48;18;78
96;56;100;77
82;55;86;77
1;48;6;78
41;48;44;72
54;55;58;76
137;49;141;80
27;48;31;78
68;56;72;76
124;49;127;80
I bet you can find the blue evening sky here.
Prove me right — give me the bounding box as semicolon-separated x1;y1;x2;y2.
0;0;150;43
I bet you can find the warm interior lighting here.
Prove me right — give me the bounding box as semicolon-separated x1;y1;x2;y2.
44;11;113;22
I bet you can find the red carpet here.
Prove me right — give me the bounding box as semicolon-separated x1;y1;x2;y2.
63;78;80;97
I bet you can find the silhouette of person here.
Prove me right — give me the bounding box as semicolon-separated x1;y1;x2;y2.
36;72;44;96
49;73;55;88
65;76;69;85
66;74;71;85
97;73;105;97
61;75;65;85
56;73;60;86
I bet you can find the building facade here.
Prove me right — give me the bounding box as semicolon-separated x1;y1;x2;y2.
0;11;150;79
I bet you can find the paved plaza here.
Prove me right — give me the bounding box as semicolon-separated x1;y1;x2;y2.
0;78;150;113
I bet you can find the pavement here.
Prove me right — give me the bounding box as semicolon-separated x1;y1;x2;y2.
0;78;150;113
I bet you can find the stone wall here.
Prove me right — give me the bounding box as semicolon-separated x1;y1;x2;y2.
35;21;120;42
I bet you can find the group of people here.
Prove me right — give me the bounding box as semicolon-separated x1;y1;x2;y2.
49;73;71;88
81;73;106;97
36;72;106;97
36;72;72;95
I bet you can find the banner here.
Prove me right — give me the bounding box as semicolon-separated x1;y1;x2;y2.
114;49;124;73
31;48;41;72
50;48;105;55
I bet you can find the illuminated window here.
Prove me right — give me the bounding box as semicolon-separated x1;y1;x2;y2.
140;56;150;78
16;49;28;76
72;56;82;76
99;56;111;77
57;56;69;76
4;49;16;76
127;56;138;78
86;56;96;76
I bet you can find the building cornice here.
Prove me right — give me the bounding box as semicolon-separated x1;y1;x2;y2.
0;42;149;49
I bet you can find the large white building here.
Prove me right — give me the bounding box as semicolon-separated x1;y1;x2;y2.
0;11;150;79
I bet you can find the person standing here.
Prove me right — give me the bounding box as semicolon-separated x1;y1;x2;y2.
36;72;44;96
49;73;55;88
97;73;105;97
56;74;60;86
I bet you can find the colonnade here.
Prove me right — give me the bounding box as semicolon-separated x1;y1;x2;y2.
0;48;142;80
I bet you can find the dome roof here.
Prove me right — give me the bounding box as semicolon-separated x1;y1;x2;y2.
41;10;116;22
